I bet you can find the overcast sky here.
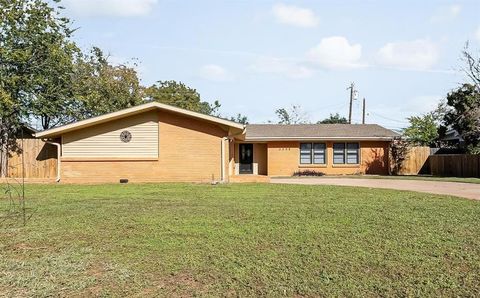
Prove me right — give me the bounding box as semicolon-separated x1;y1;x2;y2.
60;0;480;129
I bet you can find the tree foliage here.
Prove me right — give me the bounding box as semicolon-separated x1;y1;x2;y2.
72;47;144;120
275;105;309;124
318;113;348;124
0;0;78;130
442;83;480;153
403;113;439;147
230;113;249;124
145;81;220;116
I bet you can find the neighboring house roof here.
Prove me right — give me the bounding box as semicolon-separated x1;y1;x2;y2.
441;129;464;142
35;102;245;138
245;124;399;141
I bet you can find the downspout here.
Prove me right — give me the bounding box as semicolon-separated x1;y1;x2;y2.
43;139;61;183
221;137;227;183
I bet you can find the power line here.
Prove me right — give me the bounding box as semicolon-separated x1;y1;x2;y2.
368;111;409;124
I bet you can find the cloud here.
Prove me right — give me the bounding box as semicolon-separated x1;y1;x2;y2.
199;64;233;81
272;3;319;28
430;4;461;22
63;0;158;17
249;57;314;79
307;36;363;69
377;39;439;70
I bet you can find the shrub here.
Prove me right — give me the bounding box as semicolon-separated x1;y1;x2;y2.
293;170;325;177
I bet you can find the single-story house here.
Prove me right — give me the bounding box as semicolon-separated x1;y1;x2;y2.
35;102;399;183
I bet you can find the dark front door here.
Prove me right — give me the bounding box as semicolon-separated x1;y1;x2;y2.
239;144;253;174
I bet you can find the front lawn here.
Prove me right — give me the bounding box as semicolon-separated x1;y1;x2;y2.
1;183;479;296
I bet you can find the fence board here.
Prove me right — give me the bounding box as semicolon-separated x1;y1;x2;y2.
4;139;57;179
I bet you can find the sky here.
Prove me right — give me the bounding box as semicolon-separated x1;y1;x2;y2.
59;0;480;129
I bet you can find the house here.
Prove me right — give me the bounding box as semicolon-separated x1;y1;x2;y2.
35;102;399;183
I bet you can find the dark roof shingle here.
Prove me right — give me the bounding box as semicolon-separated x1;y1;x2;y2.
245;124;399;139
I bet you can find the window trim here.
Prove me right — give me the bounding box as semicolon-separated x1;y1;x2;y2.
299;142;327;165
333;142;361;165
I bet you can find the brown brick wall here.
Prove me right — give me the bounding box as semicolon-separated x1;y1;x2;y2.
61;110;228;183
267;140;390;176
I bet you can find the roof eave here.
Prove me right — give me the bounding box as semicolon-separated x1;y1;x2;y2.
35;102;244;138
244;136;396;141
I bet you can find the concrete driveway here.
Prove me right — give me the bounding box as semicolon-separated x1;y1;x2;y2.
271;177;480;200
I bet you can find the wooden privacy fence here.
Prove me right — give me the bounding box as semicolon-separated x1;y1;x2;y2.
2;138;57;179
429;154;480;178
396;146;431;175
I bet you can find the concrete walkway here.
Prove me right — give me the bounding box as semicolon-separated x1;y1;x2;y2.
271;178;480;200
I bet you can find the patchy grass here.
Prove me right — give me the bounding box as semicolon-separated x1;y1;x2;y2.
1;183;479;296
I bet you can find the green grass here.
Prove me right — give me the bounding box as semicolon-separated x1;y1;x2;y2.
1;183;479;297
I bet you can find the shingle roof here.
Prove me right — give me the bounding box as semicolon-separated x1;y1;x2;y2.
245;124;399;140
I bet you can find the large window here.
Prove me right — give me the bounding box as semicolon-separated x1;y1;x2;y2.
300;143;326;164
333;142;360;164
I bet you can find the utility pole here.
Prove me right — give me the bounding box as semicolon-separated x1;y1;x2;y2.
362;98;366;124
347;82;356;124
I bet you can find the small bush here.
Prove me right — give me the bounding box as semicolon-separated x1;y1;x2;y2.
293;170;325;177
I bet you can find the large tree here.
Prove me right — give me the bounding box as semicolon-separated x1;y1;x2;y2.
442;84;480;153
318;113;348;124
0;0;78;130
72;47;144;120
145;80;220;116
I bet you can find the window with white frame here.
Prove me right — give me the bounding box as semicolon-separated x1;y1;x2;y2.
300;143;326;164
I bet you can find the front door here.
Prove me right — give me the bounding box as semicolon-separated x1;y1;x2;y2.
239;144;253;174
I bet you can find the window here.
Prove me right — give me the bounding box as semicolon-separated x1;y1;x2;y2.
333;142;360;164
333;143;345;164
300;143;312;164
346;143;359;164
313;143;326;164
300;143;326;164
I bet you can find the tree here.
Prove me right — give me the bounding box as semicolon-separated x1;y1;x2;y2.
145;80;221;116
390;138;410;175
0;0;79;130
403;113;439;147
230;113;249;124
442;84;480;153
318;113;348;124
72;47;144;120
461;43;480;91
275;105;309;124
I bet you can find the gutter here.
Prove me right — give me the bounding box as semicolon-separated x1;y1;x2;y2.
43;139;61;183
244;136;395;141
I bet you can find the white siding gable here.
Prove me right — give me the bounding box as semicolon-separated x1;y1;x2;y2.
62;111;158;158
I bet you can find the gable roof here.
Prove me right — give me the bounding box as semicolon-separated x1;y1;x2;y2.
245;124;399;141
36;102;245;138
